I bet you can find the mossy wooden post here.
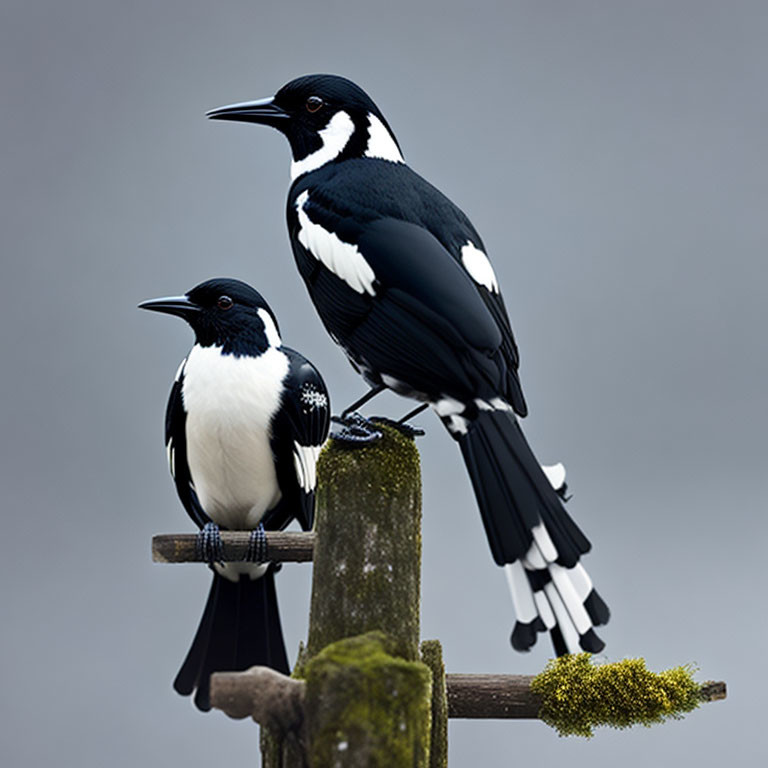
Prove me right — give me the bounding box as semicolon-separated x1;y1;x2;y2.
307;424;422;659
262;422;433;768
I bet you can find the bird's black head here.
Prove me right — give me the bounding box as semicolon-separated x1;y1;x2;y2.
139;278;281;356
207;74;403;180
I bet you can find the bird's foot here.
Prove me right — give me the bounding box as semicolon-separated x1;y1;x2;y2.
196;522;224;566
370;416;425;439
245;524;267;563
330;412;383;445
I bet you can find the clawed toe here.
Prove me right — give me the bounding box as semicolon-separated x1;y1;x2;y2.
330;412;383;445
245;524;267;563
196;522;224;566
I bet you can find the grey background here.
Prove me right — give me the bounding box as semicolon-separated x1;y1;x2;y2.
1;1;765;765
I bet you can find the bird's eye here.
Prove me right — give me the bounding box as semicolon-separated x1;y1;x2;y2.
217;295;233;310
306;96;324;113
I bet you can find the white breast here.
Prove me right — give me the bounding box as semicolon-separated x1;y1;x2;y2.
182;344;289;530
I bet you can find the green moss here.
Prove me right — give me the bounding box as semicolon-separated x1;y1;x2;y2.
531;653;702;738
259;726;282;768
309;424;423;660
317;423;422;506
420;640;448;768
304;632;432;767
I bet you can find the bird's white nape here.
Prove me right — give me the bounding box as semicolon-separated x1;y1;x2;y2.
257;308;282;348
295;190;377;296
364;113;404;164
291;110;355;180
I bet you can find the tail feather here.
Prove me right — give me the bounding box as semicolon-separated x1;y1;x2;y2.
173;575;220;696
453;404;609;655
174;568;289;712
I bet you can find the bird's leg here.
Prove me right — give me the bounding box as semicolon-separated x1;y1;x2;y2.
196;522;224;566
245;524;267;563
394;403;429;437
368;403;429;439
340;384;386;418
331;385;389;446
397;402;429;425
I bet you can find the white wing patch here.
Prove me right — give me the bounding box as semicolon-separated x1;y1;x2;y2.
167;442;176;479
364;113;404;163
290;110;355;180
461;242;499;293
295;190;377;296
541;462;566;492
293;442;322;493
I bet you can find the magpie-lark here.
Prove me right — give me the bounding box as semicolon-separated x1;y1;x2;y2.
207;75;610;656
140;278;329;710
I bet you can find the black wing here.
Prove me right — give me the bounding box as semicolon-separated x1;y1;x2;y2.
165;360;211;529
290;195;515;405
289;161;527;413
266;349;330;532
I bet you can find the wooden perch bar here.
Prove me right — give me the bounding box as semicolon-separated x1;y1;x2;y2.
447;674;726;718
447;674;541;719
151;531;315;563
211;667;726;724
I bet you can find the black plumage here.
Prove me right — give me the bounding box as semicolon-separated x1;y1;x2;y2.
141;278;329;709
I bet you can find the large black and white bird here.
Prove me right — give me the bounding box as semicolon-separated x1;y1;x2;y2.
207;75;609;655
140;278;330;710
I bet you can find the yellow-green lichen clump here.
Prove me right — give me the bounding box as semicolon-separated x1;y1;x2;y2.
531;653;701;737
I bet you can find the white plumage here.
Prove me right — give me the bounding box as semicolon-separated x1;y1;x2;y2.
290;110;355;180
364;113;404;163
182;343;289;531
461;242;499;293
505;463;604;653
295;190;377;296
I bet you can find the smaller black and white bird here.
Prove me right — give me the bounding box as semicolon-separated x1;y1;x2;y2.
140;278;330;711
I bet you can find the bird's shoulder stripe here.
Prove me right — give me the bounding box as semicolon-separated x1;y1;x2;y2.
294;190;377;296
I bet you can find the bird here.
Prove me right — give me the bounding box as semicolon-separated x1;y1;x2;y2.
206;75;610;656
139;277;330;710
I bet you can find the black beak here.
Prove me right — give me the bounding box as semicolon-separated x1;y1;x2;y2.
206;97;290;127
138;295;201;320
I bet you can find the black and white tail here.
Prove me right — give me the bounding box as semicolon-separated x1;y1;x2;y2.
438;398;609;655
173;567;289;711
